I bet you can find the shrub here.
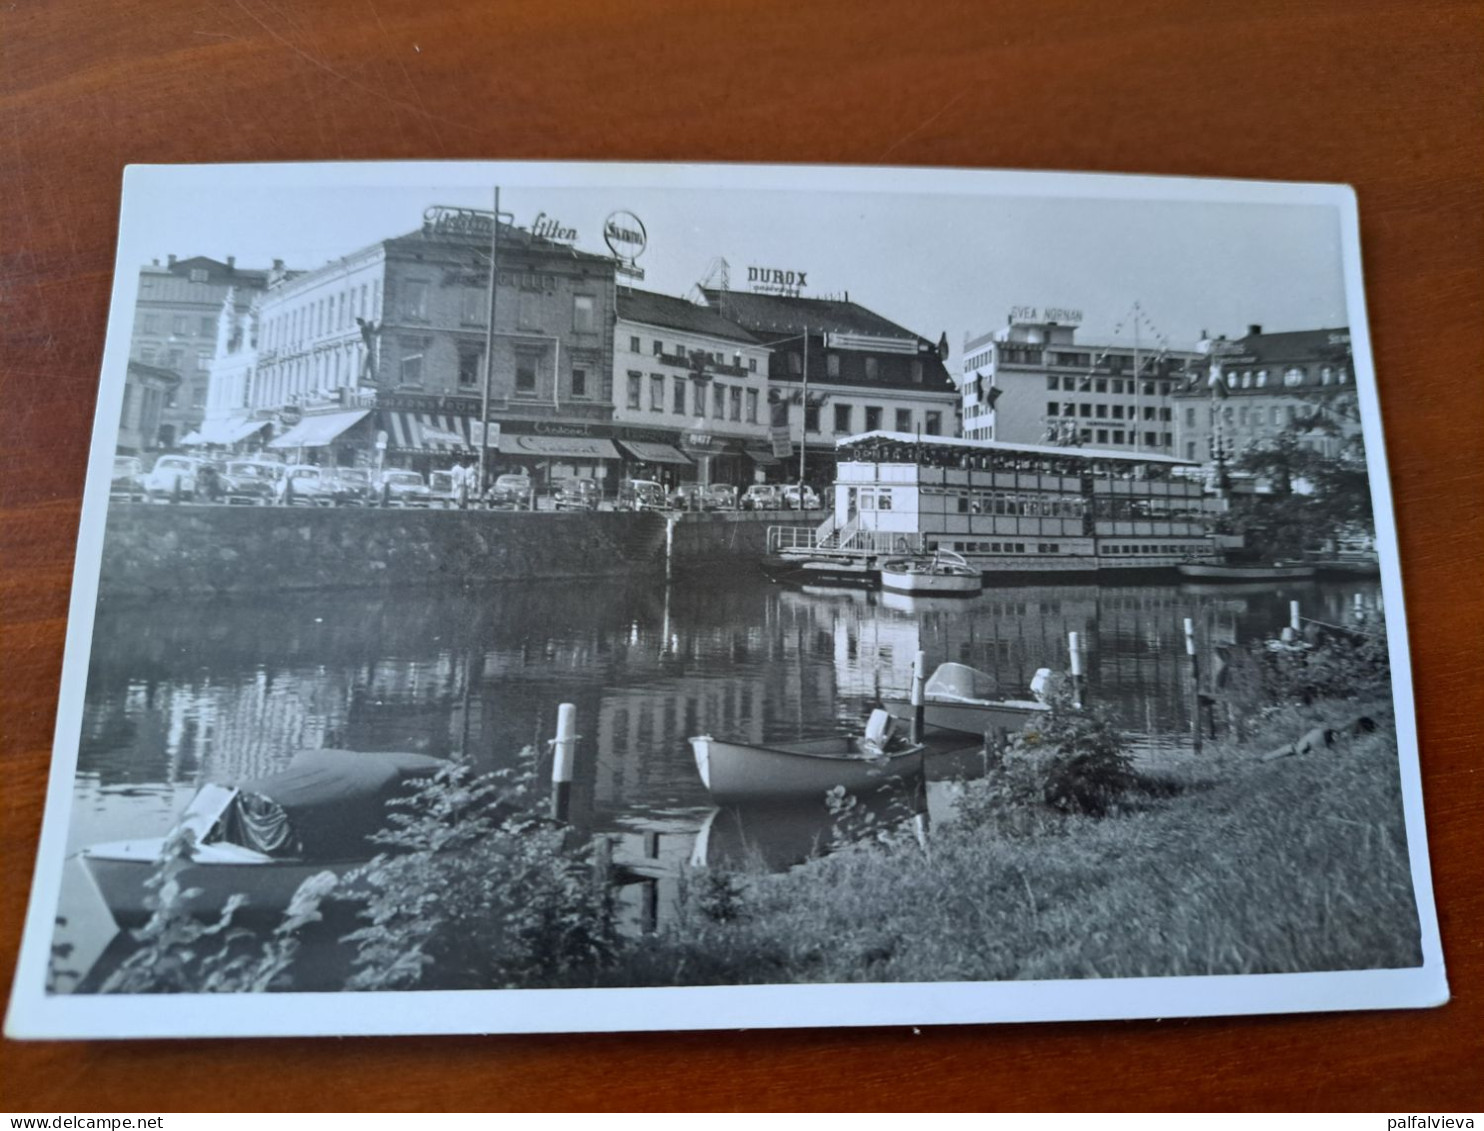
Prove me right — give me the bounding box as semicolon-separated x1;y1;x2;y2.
1249;620;1391;707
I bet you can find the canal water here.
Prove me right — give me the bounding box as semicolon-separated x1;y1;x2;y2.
53;571;1382;990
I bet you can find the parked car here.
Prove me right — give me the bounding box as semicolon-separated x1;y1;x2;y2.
781;484;822;510
111;456;145;502
741;484;783;511
326;467;376;507
616;478;666;512
487;472;533;509
666;483;706;511
220;460;282;506
277;464;336;506
141;455;208;501
703;484;738;511
428;469;458;509
553;477;601;511
379;469;432;507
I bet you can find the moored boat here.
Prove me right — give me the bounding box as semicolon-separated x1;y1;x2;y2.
81;749;447;927
1176;561;1317;582
690;710;924;806
881;662;1051;738
878;549;983;595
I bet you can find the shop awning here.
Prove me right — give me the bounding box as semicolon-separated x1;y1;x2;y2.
744;448;781;466
619;440;692;465
383;411;475;453
267;409;371;450
181;416;273;446
498;433;622;460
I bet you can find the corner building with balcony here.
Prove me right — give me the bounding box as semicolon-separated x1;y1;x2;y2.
611;289;773;487
698;289;960;486
207;212;620;485
960;315;1199;453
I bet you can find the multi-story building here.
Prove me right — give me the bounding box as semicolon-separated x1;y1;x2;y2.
698;289;959;486
207;206;620;484
130;255;285;446
612;289;773;486
960;314;1198;453
1172;325;1360;468
116;361;181;455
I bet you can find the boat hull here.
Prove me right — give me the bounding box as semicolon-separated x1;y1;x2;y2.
690;735;923;806
82;847;363;928
761;554;880;588
879;569;982;595
1177;563;1317;581
880;697;1048;739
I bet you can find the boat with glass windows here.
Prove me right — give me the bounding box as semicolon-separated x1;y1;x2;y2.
762;431;1224;582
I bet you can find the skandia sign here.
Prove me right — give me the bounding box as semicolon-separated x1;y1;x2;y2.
604;211;647;261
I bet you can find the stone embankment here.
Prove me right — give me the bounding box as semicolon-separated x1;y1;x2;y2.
94;504;818;596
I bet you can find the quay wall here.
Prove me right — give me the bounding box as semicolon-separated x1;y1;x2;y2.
93;505;825;597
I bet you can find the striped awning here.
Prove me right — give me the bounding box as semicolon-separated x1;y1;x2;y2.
384;412;475;453
619;440;692;465
267;409;371;450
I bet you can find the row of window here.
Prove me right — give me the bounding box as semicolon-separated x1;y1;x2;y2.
940;542;1051;555
1050;428;1173;448
1184;404;1313;428
1212;366;1349;389
1047;402;1173;422
625;372;760;423
1047;377;1175;396
628;336;759;372
139;314;217;339
1102;544;1205;556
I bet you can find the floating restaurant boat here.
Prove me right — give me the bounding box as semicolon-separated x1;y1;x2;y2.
765;431;1224;581
880;662;1051;739
878;549;983;596
81;749;447;927
690;710;924;806
1176;561;1318;582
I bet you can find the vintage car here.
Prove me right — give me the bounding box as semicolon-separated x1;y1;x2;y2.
741;483;783;511
487;472;533;509
379;469;432;507
220;460;282;505
780;484;823;510
666;483;707;511
703;483;739;510
616;478;666;512
277;464;336;506
110;455;145;502
326;467;377;507
553;477;601;511
141;455;208;501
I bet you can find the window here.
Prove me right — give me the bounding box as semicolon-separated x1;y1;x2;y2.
826;354;841;378
834;403;852;433
515;353;538;394
864;357;879;381
165;348;183;369
895;408;912;432
1113;430;1125;445
730;386;743;422
192;385;207;408
189;267;209;283
1320;366;1334;385
653;340;664;356
1186;406;1197;427
196;351;211;372
1047;376;1060;391
788;352;803;376
1284;367;1305;387
571;366;588;398
1080;403;1092;418
877;489;893;511
1112;404;1124;419
1096;429;1108;444
1145;431;1158;448
400;353;423;386
518;291;540;330
629;335;641;352
199;316;215;337
1270;406;1281;426
461;288;486;324
864;406;882;431
172;315;188;335
458;349;481;387
1048;401;1060;417
910;360;923;383
1095;404;1108;418
803;401;818;431
651;374;664;411
627;373;642;410
673;378;687;414
140;346;156;364
1256;369;1269;387
142;314;159;334
746;388;758;422
710;383;725;417
573;295;596;333
338;293;347;330
748;357;758;372
694;381;707;417
1159;407;1171;421
1094;379;1107;393
401;281;429;321
925;411;941;435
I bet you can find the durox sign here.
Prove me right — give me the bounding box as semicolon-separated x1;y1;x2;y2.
748;266;808;295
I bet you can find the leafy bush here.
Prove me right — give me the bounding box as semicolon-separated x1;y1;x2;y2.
343;751;618;991
1250;621;1391;707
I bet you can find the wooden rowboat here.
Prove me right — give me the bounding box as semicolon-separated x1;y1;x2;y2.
690;710;924;806
881;661;1051;738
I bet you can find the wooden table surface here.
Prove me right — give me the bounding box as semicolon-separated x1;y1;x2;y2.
2;0;1480;1112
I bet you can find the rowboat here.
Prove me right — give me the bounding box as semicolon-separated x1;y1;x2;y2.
1176;562;1317;582
80;749;447;927
690;710;924;806
881;662;1051;738
878;549;983;596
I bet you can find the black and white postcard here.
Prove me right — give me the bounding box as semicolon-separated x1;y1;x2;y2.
6;162;1447;1038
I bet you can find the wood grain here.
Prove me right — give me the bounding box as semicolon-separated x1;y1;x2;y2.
2;0;1480;1112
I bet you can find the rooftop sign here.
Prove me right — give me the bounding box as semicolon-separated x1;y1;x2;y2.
1009;305;1083;324
749;266;808;296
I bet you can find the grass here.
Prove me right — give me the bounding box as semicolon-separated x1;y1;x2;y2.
603;695;1422;987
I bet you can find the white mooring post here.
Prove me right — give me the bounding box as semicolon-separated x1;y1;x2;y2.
910;650;927;744
1290;600;1302;633
551;702;577;822
665;515;676;583
1183;617;1203;755
1068;631;1083;709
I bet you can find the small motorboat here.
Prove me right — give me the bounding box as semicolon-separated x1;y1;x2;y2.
1176;561;1317;582
690;709;924;806
881;662;1052;739
80;749;447;928
878;549;983;596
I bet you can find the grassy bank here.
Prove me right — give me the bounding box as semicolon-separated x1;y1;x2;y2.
604;696;1422;986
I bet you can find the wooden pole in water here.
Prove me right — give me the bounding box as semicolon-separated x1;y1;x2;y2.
665;515;675;583
1289;600;1302;632
910;650;927;744
1068;630;1083;708
1183;617;1202;754
551;702;577;822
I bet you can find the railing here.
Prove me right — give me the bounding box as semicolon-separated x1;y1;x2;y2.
767;523;924;556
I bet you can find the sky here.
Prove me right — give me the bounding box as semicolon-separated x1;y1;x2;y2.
120;165;1351;364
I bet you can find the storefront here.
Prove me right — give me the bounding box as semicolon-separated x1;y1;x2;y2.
266;408;375;467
